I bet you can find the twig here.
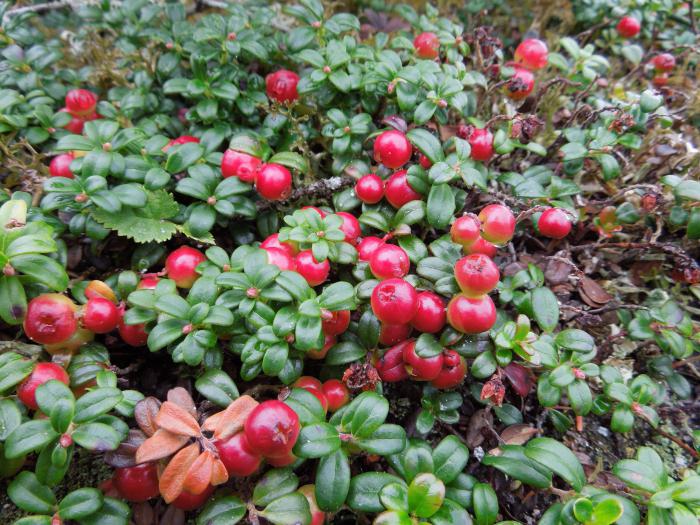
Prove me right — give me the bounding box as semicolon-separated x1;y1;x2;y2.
569;241;697;266
3;0;74;21
653;426;699;460
256;176;355;211
690;0;698;34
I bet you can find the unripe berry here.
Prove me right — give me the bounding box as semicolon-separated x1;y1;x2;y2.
451;214;481;247
256;163;292;201
447;294;497;334
384;170;422;208
355;174;384;204
514;38;549;70
454;254;500;297
373;130;412;170
49;153;75;178
479;204;516;245
165;246;206;288
468;128;494;162
266;70;300;103
17;362;69;410
371;278;418;325
221;150;262;183
538;208;572;239
411;291;446;334
369;244;410;280
414;32;440;59
617;16;641;38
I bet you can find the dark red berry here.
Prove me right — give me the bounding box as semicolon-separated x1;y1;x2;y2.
82;297;120;334
369;244;410;280
454;254;500;297
266;70;300;103
23;294;77;345
113;463;160;502
256;163;292;201
165;246;206;289
357;236;385;261
411;291;446;334
355;174;384;204
215;432;262;477
295;250;330;287
65;89;98;117
468;128;494;162
617;16;641;38
337;212;361;245
371;278;418;325
447;294;497;334
384;170;421;208
403;340;443;381
244;400;300;457
373;130;412;170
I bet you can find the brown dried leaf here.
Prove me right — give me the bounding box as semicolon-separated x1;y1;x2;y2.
579;276;612;307
155;401;201;437
211;458;229;486
503;362;533;397
466;409;493;449
545;259;571;285
159;443;200;503
135;397;161;437
104;429;147;468
204;395;259;441
135;429;189;464
182;449;216;496
132;502;155;525
167;387;197;417
501;424;538;446
161;506;186;525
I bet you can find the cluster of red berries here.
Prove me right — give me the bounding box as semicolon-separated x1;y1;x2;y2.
375;340;467;388
222;150;293;201
650;52;675;87
293;376;351;413
506;38;549;101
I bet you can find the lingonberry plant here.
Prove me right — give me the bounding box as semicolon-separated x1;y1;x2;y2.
0;0;699;524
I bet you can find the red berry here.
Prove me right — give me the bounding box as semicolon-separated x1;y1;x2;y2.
303;386;329;413
165;246;206;288
163;135;199;152
414;32;440;59
419;154;432;169
451;214;481;247
337;211;361;245
479;204;516;245
514;38;549;71
17;362;69;410
113;463;160;502
403;340;443;381
260;233;298;257
221;150;262;183
652;74;669;88
384;170;421;208
430;349;467;389
375;342;410;382
447;294;497;334
266;449;297;467
652;53;675;72
299;485;325;525
63;111;85;134
355;174;384;204
263;247;296;272
369;244;410;280
322;309;351;336
118;316;148;347
321;380;350;412
137;274;160;290
307;334;336;360
373;130;412;170
468;128;494;162
256;163;292;201
23;294;77;345
379;323;412;346
411;292;446;334
465;236;498;258
617;16;641;38
266;70;300;103
172;486;214;511
371;278;418;325
538;208;572;239
65;89;97;117
49;153;75;178
454;254;500;297
82;297;120;334
215;432;262;477
295;250;330;287
505;67;535;101
294;376;323;390
357;236;385;261
244;400;300;457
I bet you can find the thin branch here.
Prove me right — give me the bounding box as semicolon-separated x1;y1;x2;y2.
256;176;355;211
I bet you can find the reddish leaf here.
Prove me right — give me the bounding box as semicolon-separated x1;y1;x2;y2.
481;374;506;406
202;395;258;441
155;401;201;437
104;429;147;468
211;458;228;486
578;276;612;307
183;449;216;496
135;429;189;464
159;443;200;503
134;397;161;437
167;387;197;417
503;362;533;397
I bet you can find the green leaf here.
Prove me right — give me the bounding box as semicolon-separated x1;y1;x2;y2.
531;287;559;332
259;492;311;525
71;422;123;451
195;369;239;407
5;419;58;458
92;189;179;243
555;329;595;352
0;353;33;391
347;472;405;513
253;468;299;507
408;473;445;519
10;254;68;291
406;128;445;163
675;180;700;201
612;459;660;492
284;388;325;426
268;151;309;174
74;387;123;423
482;447;552;489
355;424;407;455
318;281;356;311
0;398;22;440
293;423;341;458
473;482;499;525
78;497;131;525
415;333;443;358
524;438;586;491
427;183;455;229
58;488;103;519
342;391;389;438
0;275;27;325
432;436;469;484
315;449;351;512
196;495;247;525
325;341;366;365
8;471;56;514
